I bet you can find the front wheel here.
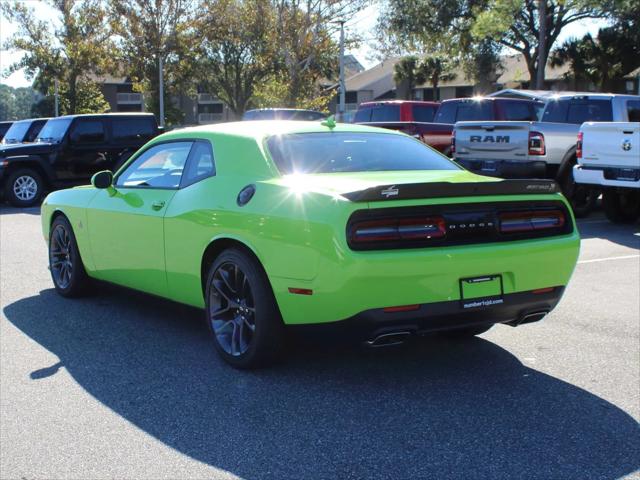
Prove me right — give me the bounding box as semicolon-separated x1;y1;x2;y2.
205;248;285;369
602;189;640;223
49;216;91;297
5;168;45;207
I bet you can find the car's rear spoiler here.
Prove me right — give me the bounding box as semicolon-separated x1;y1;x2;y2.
342;179;560;202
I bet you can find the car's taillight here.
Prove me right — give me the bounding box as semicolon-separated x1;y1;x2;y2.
528;131;545;156
576;132;583;159
349;216;446;244
451;131;456;154
499;210;565;233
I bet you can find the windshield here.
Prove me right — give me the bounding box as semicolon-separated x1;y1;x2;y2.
2;121;31;144
267;132;460;174
36;118;73;143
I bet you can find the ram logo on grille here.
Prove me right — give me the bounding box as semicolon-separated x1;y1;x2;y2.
470;135;510;143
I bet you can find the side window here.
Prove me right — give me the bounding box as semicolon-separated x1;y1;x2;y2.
116;141;193;189
542;99;569;123
370;104;400;122
502;101;537;121
112;118;155;142
627;100;640;122
181;141;215;187
70;119;105;143
25;120;46;142
434;102;456;123
412;105;437;122
354;107;372;123
566;100;613;124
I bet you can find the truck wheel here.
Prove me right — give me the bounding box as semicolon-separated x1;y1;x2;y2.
5;167;45;207
602;189;640;223
559;166;597;218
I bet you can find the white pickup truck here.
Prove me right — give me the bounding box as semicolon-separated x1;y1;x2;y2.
452;93;640;216
574;122;640;223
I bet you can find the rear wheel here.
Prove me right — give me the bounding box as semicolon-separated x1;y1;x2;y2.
5;167;45;207
559;163;598;218
49;216;91;297
602;189;640;223
205;248;285;369
441;324;493;339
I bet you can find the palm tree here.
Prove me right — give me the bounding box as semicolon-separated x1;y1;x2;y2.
417;55;456;101
393;56;422;100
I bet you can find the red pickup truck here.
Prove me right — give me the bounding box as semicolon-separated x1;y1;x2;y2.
354;97;544;156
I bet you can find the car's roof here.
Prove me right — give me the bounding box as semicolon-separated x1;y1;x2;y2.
53;112;155;120
11;117;51;124
359;100;440;106
168;120;405;141
245;108;323;113
440;96;542;104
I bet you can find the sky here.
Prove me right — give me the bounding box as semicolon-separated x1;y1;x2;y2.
0;1;609;89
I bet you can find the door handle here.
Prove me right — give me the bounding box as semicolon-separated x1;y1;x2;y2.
151;200;165;210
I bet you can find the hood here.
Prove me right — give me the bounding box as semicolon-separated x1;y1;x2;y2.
0;142;55;157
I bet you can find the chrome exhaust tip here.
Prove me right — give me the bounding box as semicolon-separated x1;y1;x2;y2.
520;310;550;324
365;331;412;348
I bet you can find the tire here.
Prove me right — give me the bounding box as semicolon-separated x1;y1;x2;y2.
558;161;597;218
49;215;91;297
602;189;640;223
205;248;285;369
5;167;45;207
441;324;493;339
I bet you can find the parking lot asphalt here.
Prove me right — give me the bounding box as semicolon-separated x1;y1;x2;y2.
0;205;639;480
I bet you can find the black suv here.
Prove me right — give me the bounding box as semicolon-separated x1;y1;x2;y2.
0;113;161;207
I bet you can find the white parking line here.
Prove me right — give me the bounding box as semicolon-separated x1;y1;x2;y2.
577;254;640;264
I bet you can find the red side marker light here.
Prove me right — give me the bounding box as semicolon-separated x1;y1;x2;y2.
383;304;420;313
532;287;555;294
288;287;313;295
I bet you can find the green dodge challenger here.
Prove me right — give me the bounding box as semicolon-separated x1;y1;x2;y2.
41;120;580;368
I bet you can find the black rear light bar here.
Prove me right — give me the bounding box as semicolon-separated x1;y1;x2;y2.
347;201;572;250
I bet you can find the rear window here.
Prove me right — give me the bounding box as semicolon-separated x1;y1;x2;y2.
370;104;400;122
501;101;538;121
266;132;459;175
434;102;456;123
412;105;437;122
455;101;493;121
112;117;155;141
566;100;612;124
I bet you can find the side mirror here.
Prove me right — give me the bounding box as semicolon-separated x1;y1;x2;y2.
91;170;113;189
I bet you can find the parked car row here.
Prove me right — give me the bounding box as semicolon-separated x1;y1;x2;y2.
353;93;640;220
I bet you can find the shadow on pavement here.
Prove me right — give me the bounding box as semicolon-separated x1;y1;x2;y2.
577;216;640;251
0;205;41;216
4;287;640;479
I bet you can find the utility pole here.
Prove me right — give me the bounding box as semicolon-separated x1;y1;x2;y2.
338;20;345;121
536;0;547;90
158;54;165;128
54;79;59;117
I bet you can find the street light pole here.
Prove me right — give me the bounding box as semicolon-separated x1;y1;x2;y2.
338;20;345;121
158;54;165;128
54;79;59;117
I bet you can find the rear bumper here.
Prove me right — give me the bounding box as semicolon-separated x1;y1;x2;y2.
457;159;547;178
290;288;564;342
573;165;640;189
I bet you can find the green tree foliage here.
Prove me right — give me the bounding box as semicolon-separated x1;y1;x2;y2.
377;0;612;86
0;84;39;121
109;0;197;125
31;79;110;117
393;55;456;100
1;0;115;114
196;0;277;116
